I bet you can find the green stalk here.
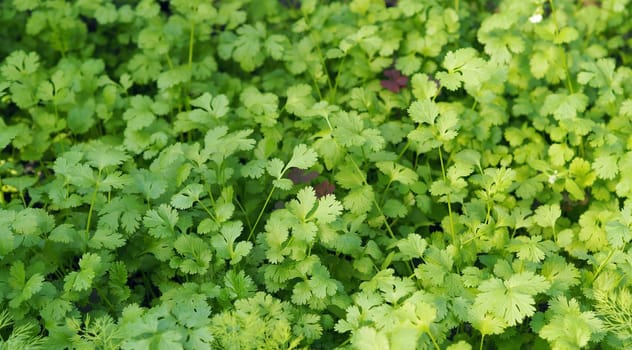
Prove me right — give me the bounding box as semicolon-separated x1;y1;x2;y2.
247;186;276;241
591;249;616;284
301;9;334;98
85;169;102;237
188;21;195;70
438;147;457;247
427;330;441;350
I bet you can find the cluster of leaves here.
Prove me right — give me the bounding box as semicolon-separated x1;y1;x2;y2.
2;0;632;348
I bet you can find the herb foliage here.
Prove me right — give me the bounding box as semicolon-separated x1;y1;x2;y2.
1;0;632;348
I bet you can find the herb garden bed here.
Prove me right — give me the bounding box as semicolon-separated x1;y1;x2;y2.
1;0;632;349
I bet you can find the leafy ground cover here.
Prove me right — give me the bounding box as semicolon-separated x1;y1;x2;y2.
1;0;632;349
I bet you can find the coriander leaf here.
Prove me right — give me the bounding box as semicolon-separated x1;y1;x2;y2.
241;159;267;179
592;154;619;180
1;50;40;81
395;234;428;260
266;158;285;179
286;144;318;170
313;193;343;224
88;228;125;250
382;198;408;218
351;327;390;350
285;84;315;117
64;253;102;292
506;235;556;262
539;296;603;349
408;99;438;125
532;204;561;229
211;221;252;265
128;168;167;200
605;220;631;249
171;234;213;275
203;126;255;163
190;92;229;118
143;204;179;238
49;224;79;244
375;161;419;185
170;184;205;210
273;178;294;190
473;272;550;326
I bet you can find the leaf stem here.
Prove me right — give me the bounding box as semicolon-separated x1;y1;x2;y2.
330;52;348;100
197;200;217;222
188;21;195;70
247;186;276;241
301;9;334;98
591;249;616;284
85;169;102;236
234;196;253;232
438;147;457;247
427;330;441;350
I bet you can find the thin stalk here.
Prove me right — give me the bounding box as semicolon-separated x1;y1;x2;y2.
438;147;457;247
234;196;253;232
427;330;441;350
0;180;5;206
301;9;334;96
347;155;397;240
247;186;276;241
188;21;195;70
380;180;393;206
184;20;195;111
198;200;217;222
85;169;102;237
330;53;348;100
591;249;616;284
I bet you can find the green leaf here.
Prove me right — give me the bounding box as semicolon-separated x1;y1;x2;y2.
85;141;129;170
89;228;125;250
351;327;390;350
313;193;343;224
190;92;229;118
382;198;408;218
3;176;37;192
266;158;285;179
1;50;40;81
170;183;205;209
49;224;78;244
592;154;619;180
123;95;158;131
171;234;213;274
286;144;318;170
540;92;588;121
203;126;255;163
411;74;439;100
507;235;556;263
532;204;561;229
0;123;21;150
473;271;550;326
64;253;102;292
605;220;631;249
219;23;266;72
144;204;179;238
211;221;252;265
375;161;419;185
408;100;439;125
285;84;315;117
129;168;167;200
395;233;428;260
539;296;603;349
